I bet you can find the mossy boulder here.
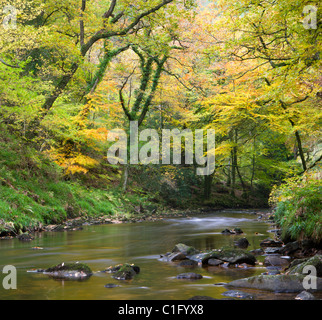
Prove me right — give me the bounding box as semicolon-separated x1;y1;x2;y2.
172;243;199;256
44;262;92;280
287;255;322;277
159;251;187;262
107;263;140;280
227;274;322;293
202;248;256;265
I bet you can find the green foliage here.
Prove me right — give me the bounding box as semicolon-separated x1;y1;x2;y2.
270;172;322;244
0;125;157;235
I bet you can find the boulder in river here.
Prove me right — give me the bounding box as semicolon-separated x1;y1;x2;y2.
172;243;199;256
295;291;316;300
221;228;243;235
279;241;300;256
160;251;187;262
17;233;34;241
287;255;322;277
176;272;203;280
222;290;253;299
106;263;140;280
186;252;210;264
202;248;256;266
208;258;224;266
264;255;290;268
44;262;92;280
227;274;322;293
260;238;283;247
234;237;249;249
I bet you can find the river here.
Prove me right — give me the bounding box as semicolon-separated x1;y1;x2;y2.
0;209;300;300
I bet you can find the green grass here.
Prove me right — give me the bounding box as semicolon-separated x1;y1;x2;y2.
270;173;322;245
0;126;162;235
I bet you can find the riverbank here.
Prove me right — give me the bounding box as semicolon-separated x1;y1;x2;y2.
0;202;270;240
0;125;269;238
1;209;320;300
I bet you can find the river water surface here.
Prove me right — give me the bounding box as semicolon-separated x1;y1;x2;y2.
0;209;300;300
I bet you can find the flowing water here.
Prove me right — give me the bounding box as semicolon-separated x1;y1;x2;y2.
0;209;301;300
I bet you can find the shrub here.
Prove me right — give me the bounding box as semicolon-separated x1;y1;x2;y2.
270;172;322;244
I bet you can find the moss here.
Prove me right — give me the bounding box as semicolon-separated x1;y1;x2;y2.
110;263;140;280
45;262;92;274
288;255;322;277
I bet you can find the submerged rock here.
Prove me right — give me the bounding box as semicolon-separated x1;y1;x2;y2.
176;272;203;280
249;248;264;256
44;262;92;280
160;252;187;262
234;238;249;249
104;283;120;288
222;290;253;299
221;228;243;235
295;291;316;300
178;260;198;267
208;258;224;266
188;296;217;300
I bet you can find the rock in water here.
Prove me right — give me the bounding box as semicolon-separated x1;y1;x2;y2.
159;252;187;262
234;238;249;249
188;296;217;300
202;248;256;266
178;260;198;267
17;233;34;241
104;283;120;288
287;255;322;277
44;262;92;280
176;272;203;280
208;259;224;266
172;243;199;255
108;263;140;280
295;291;316;300
222;290;253;299
260;238;283;247
264;256;290;268
227;274;322;293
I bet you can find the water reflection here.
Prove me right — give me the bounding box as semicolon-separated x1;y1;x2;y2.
0;210;307;300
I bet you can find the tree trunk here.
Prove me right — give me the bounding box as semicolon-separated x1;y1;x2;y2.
230;131;237;196
295;130;307;172
204;174;213;200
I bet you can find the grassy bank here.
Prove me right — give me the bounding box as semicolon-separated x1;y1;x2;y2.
0;126;166;236
270;172;322;246
0;125;269;237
